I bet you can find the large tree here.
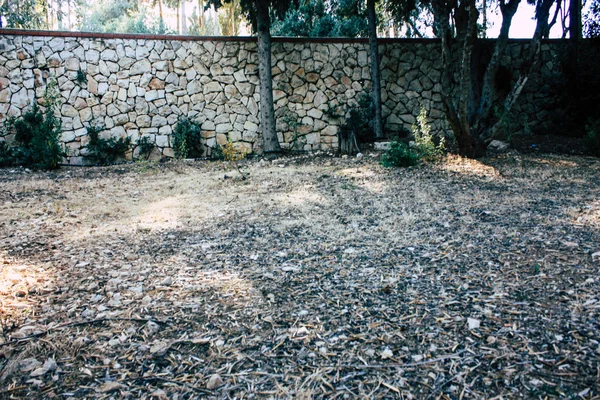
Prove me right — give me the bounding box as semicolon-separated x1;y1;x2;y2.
428;0;558;157
208;0;296;153
367;0;384;139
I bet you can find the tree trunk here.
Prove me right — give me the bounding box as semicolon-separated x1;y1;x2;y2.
176;0;181;33
570;0;581;40
474;0;520;130
158;0;164;20
433;0;477;157
181;0;187;34
256;0;280;153
367;0;384;140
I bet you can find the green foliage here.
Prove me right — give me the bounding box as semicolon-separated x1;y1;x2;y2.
380;141;420;168
584;118;600;157
76;69;87;86
271;0;368;37
411;107;445;162
6;79;64;170
85;125;132;164
136;136;155;160
173;118;204;159
344;92;375;143
279;107;302;150
209;144;225;160
11;104;64;170
0;0;49;29
0;141;15;167
79;0;172;34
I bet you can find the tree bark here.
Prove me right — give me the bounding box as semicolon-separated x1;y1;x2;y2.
367;0;384;140
570;0;581;40
176;0;181;33
474;0;520;130
433;0;476;157
181;0;187;34
255;0;280;153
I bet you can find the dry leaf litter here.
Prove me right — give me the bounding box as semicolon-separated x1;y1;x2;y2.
0;152;598;399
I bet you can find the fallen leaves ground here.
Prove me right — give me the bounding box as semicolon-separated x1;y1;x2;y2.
0;152;598;399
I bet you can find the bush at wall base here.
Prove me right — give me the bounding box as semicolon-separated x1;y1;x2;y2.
7;104;65;170
85;126;132;165
173;118;203;159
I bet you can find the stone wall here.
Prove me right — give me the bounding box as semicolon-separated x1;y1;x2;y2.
0;30;572;164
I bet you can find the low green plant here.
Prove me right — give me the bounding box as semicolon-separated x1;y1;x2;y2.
85;125;132;164
0;141;15;167
209;143;224;160
412;107;446;162
76;69;87;86
493;105;533;143
9;78;65;170
173;117;203;159
380;141;420;168
136;136;155;160
280;107;301;150
584;118;600;156
344;92;374;143
220;140;247;179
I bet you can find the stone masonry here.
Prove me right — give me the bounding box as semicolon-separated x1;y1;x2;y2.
0;31;569;164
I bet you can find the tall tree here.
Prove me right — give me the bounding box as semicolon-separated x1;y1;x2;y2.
208;0;296;153
367;0;384;139
429;0;558;157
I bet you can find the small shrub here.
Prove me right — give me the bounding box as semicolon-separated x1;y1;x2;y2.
412;107;445;162
136;136;155;160
344;93;374;143
209;144;224;160
11;103;64;170
585;118;600;156
220;141;247;179
173;118;203;159
85;125;131;164
0;141;15;167
380;141;420;168
6;78;65;170
76;69;87;86
221;141;245;163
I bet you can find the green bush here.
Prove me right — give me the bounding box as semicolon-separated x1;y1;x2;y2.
11;103;64;170
173;118;203;159
380;141;420;168
136;136;155;160
585;119;600;156
0;141;15;167
85;125;131;164
412;107;446;162
344;93;374;143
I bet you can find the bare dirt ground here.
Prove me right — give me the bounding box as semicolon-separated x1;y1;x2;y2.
0;152;598;399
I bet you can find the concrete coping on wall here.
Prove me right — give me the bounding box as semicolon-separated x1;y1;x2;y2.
1;28;589;44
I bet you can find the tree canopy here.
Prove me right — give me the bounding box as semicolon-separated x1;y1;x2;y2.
270;0;368;37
